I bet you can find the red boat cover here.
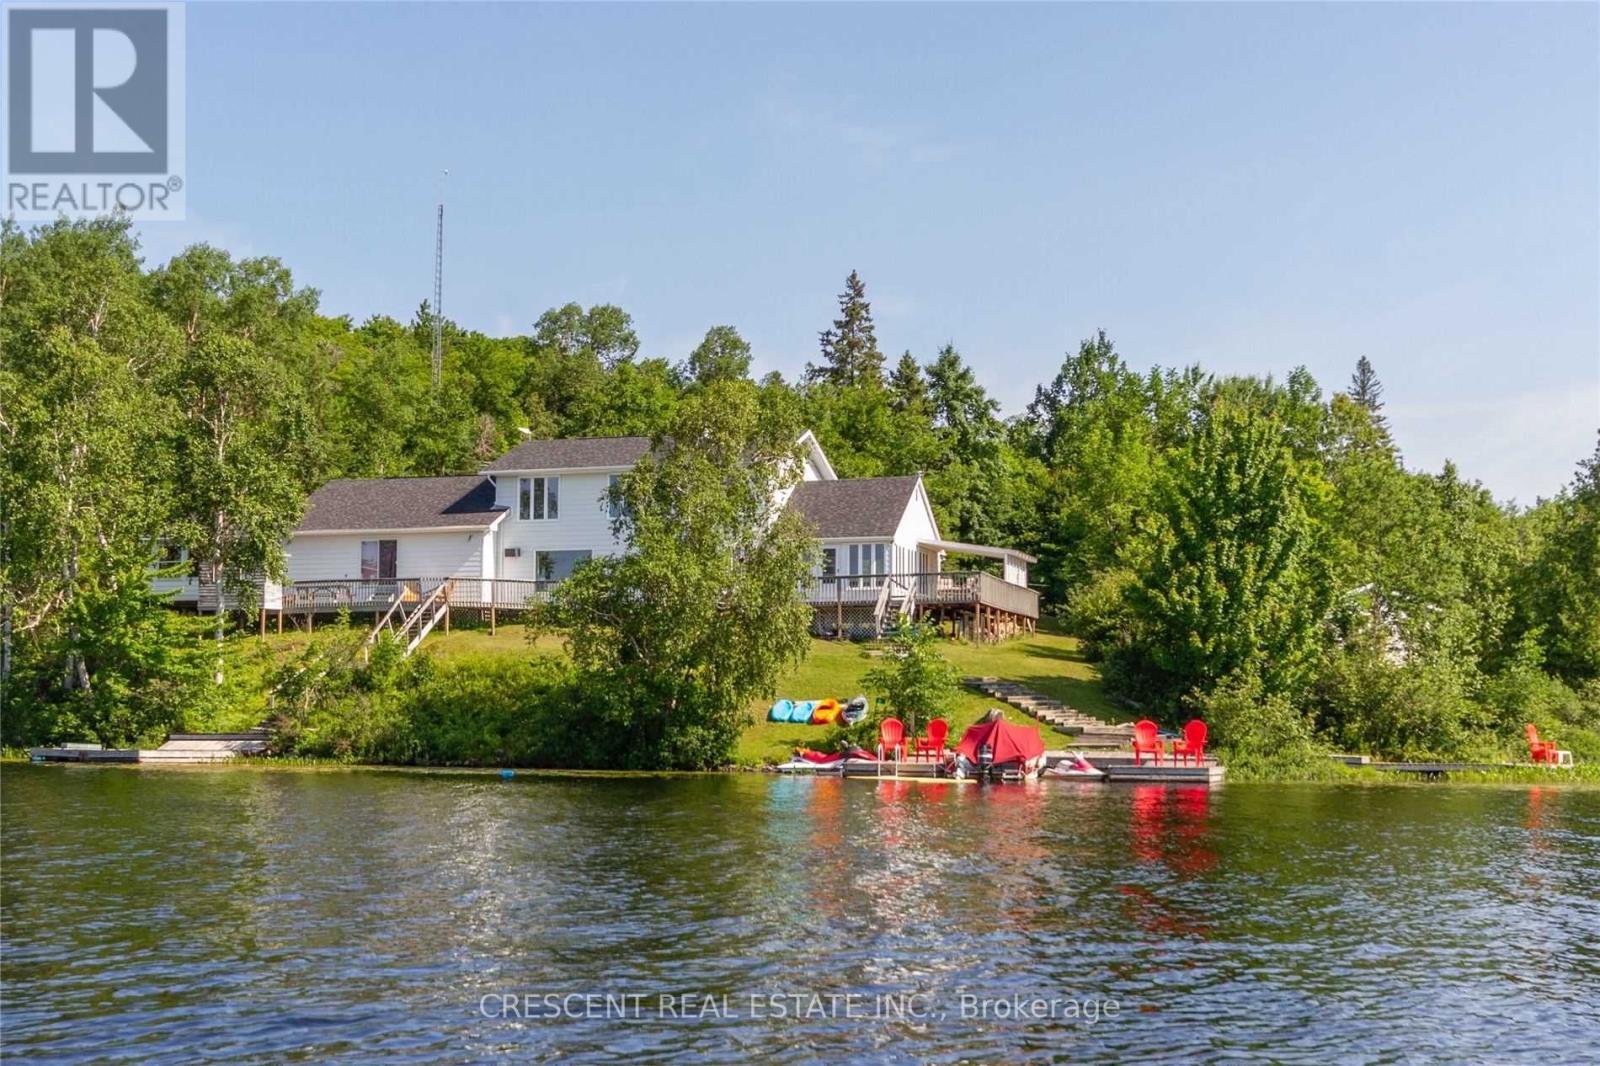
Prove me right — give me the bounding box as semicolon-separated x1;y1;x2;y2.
954;718;1045;765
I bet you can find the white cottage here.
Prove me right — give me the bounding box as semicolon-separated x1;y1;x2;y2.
173;432;1038;641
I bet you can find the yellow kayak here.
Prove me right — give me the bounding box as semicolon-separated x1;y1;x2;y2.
809;698;843;725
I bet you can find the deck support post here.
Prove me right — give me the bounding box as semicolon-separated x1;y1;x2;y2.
277;610;283;635
306;611;313;634
489;583;496;636
836;583;844;641
258;609;266;639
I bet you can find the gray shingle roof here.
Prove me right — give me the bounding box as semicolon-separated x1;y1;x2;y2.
483;436;651;472
786;476;922;539
297;476;503;533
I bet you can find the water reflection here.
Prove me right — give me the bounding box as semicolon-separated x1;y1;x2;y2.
3;768;1598;1063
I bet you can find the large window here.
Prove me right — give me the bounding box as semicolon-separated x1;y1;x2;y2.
361;539;398;580
608;474;626;520
820;547;837;577
519;476;559;521
848;543;888;588
535;549;592;582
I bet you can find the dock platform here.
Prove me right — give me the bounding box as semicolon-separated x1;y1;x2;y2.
30;728;273;765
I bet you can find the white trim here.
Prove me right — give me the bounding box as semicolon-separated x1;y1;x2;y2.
295;514;506;537
483;464;635;477
796;430;837;481
917;538;1037;564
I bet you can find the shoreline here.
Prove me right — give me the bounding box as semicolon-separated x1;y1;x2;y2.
7;754;1598;787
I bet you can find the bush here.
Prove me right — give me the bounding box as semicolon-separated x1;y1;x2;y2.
1201;673;1317;774
1063;566;1136;662
856;621;959;739
270;632;580;766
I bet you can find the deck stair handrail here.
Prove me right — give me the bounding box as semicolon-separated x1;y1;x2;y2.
365;581;418;649
362;578;454;658
399;579;454;656
873;575;916;635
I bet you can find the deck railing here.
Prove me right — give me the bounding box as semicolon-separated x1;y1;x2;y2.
801;571;1038;619
280;570;1038;620
281;577;560;613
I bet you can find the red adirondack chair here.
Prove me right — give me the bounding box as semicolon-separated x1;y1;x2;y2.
878;717;906;762
1526;723;1559;765
1171;719;1208;765
1132;719;1162;766
913;718;949;761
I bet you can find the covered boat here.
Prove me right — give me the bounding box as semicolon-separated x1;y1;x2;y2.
953;717;1046;777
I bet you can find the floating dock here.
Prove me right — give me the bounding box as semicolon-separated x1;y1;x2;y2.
29;729;272;765
827;751;1224;785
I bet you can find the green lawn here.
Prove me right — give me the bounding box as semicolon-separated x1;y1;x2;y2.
211;618;1113;766
735;622;1116;764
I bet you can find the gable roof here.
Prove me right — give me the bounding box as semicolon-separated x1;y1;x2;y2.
297;476;503;533
786;475;923;539
483;436;651;472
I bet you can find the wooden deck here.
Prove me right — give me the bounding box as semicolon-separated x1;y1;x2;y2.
279;577;558;615
805;571;1039;640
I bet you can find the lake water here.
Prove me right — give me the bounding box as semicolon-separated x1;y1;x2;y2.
3;767;1598;1063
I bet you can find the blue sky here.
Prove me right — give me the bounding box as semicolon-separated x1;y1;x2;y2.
136;2;1598;504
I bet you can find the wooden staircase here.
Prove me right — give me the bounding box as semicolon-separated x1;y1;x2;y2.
366;579;455;658
873;577;916;635
963;676;1134;748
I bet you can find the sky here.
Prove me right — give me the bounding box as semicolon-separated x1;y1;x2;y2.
134;2;1599;505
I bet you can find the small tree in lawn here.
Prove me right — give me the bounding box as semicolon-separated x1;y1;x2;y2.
540;379;817;770
863;621;961;738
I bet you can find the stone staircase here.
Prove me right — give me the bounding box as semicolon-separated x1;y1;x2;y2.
963;677;1134;749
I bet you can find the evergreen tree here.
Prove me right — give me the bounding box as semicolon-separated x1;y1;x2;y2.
807;270;883;388
1348;356;1388;435
888;351;927;415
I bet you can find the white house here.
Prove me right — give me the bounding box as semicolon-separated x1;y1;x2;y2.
165;432;1038;639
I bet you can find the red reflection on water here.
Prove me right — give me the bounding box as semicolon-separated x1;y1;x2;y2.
1118;784;1217;940
1523;786;1553;889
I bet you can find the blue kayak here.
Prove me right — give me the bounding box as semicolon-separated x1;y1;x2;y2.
788;700;817;723
768;699;794;722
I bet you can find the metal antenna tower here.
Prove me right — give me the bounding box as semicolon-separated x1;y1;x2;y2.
431;170;448;387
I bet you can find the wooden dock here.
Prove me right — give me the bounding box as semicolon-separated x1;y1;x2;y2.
29;728;273;765
825;750;1225;786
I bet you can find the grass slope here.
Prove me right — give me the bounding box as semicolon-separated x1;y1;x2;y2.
735;623;1116;764
208;619;1113;767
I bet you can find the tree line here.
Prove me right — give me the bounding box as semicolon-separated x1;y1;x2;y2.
2;218;1595;765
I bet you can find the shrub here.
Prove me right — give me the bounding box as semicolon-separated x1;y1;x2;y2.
1201;672;1317;773
857;621;960;739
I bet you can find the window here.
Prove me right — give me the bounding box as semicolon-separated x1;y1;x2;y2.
519;476;559;520
156;541;185;566
534;549;592;582
361;539;397;580
851;544;889;585
608;474;626;520
849;543;887;588
820;547;837;577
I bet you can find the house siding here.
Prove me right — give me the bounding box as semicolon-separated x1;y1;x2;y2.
286;530;490;581
892;480;941;574
491;470;624;580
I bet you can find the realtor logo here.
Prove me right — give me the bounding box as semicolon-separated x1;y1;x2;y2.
3;2;185;219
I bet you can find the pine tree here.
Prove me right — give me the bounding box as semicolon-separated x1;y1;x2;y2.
806;270;884;388
1349;356;1388;434
888;351;926;414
